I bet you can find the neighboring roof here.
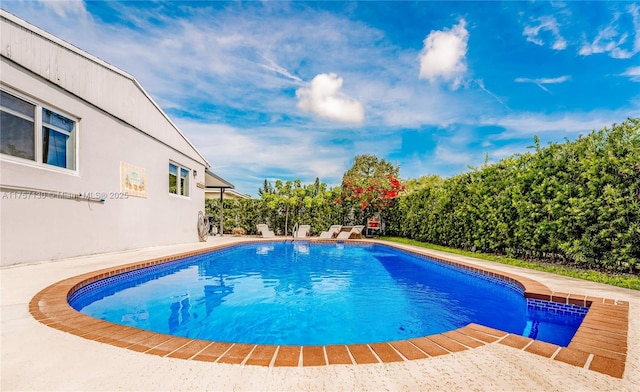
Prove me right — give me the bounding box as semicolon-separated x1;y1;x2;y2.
204;188;251;199
0;9;210;168
205;168;234;189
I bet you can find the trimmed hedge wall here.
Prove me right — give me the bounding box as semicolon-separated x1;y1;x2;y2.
385;118;640;274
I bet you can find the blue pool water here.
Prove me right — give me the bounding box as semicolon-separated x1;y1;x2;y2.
69;242;587;346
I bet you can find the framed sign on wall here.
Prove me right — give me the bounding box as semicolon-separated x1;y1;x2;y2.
120;162;147;198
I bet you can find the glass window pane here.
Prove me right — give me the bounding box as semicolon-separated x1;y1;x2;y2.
40;109;75;169
180;167;189;196
42;108;74;133
169;163;178;194
1;104;35;160
1;92;76;169
43;128;69;168
1;91;34;118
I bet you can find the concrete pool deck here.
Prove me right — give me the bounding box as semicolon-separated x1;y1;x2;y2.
2;237;639;391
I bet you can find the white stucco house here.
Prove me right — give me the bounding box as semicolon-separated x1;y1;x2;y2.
0;10;234;266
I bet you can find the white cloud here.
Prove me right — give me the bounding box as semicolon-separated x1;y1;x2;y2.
178;118;404;195
515;76;571;84
180;120;351;192
620;66;640;82
475;79;508;108
489;144;530;160
258;57;304;85
481;108;639;139
515;75;571;93
296;73;365;124
579;3;640;59
37;0;87;18
418;19;469;89
523;16;567;50
434;145;472;165
579;26;628;57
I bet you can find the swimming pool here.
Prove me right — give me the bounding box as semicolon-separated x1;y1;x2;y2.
69;242;586;347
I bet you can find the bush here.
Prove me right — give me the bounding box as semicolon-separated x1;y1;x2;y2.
232;227;246;236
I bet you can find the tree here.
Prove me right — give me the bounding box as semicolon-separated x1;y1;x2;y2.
339;154;405;219
258;179;274;196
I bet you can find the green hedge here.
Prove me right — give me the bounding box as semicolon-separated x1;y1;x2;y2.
386;118;640;274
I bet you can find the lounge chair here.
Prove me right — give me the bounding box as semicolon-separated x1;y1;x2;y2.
295;224;311;238
336;225;365;240
256;224;275;238
319;225;342;239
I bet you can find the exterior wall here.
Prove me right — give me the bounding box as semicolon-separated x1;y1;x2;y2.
0;14;208;266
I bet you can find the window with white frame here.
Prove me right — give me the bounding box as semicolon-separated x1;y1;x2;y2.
169;162;190;197
0;89;77;170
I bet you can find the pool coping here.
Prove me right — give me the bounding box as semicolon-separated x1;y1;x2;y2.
29;238;629;378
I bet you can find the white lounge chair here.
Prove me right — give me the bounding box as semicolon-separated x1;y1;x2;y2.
256;224;275;238
319;225;342;239
295;224;311;238
336;225;364;240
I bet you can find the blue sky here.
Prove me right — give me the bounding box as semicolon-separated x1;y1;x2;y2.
3;1;639;196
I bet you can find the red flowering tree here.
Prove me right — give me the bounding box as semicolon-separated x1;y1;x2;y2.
339;154;405;214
